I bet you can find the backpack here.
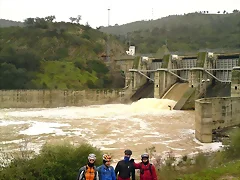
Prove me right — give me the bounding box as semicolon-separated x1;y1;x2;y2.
140;162;152;175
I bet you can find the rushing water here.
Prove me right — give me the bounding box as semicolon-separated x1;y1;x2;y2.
0;98;222;162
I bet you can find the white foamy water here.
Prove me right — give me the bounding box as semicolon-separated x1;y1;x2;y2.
19;122;71;136
0;98;222;161
0;120;27;126
193;138;223;152
2;98;178;120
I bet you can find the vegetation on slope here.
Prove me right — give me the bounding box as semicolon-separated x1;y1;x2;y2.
179;161;240;180
158;128;240;180
0;143;102;180
0;17;126;89
0;19;24;27
101;12;240;53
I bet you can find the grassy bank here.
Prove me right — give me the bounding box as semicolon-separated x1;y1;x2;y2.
156;128;240;180
180;160;240;180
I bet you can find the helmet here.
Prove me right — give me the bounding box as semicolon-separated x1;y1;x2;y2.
102;154;112;161
141;153;149;159
124;149;132;155
88;153;96;160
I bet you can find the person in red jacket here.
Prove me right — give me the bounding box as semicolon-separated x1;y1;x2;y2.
133;153;157;180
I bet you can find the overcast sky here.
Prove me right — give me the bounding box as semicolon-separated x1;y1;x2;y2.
0;0;239;28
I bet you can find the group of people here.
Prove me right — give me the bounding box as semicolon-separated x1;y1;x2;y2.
76;149;158;180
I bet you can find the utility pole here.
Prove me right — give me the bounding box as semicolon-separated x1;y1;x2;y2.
108;8;110;27
106;8;110;62
152;8;154;20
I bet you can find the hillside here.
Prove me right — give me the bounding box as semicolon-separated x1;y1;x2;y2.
0;19;24;27
100;12;240;54
0;17;126;90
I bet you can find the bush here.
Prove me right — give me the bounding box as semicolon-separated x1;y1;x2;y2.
223;128;240;160
157;129;240;179
0;143;103;180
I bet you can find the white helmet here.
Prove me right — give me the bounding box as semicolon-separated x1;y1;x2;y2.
88;153;96;160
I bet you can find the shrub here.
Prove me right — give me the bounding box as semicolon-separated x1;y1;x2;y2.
224;128;240;160
0;143;103;180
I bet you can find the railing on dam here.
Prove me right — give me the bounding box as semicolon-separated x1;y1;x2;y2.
195;97;240;143
129;67;233;83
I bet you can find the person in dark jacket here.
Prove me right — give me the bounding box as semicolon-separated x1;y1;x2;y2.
133;153;157;180
115;149;135;180
98;154;116;180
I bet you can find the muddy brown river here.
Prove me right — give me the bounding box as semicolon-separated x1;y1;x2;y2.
0;98;222;163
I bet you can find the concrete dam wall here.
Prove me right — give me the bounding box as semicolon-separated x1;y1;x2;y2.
0;89;125;108
195;97;240;143
123;52;239;109
162;83;189;102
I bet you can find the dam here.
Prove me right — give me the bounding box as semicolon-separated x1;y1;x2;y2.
115;52;240;110
115;52;240;143
0;51;240;162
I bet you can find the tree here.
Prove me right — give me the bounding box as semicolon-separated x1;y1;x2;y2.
69;17;77;23
24;18;35;27
155;45;169;59
151;27;160;36
85;22;90;27
0;63;29;89
45;15;56;22
55;23;67;34
35;17;48;28
76;15;81;24
233;9;240;13
0;144;103;180
85;22;91;29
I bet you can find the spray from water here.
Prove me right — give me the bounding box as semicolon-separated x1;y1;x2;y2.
130;98;176;112
2;98;177;120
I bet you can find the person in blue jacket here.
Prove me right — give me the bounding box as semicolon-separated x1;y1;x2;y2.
97;154;116;180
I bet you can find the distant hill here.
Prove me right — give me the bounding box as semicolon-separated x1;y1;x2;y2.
100;12;240;54
0;18;126;90
0;19;24;27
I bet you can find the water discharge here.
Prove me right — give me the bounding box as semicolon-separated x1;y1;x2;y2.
0;98;222;162
162;83;189;102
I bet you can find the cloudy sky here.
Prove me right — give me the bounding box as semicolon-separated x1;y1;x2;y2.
0;0;239;28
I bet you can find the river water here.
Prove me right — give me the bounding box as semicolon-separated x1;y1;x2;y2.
0;98;222;163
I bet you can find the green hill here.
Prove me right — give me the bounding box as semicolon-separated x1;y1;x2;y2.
100;12;240;54
0;17;126;90
0;19;24;27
